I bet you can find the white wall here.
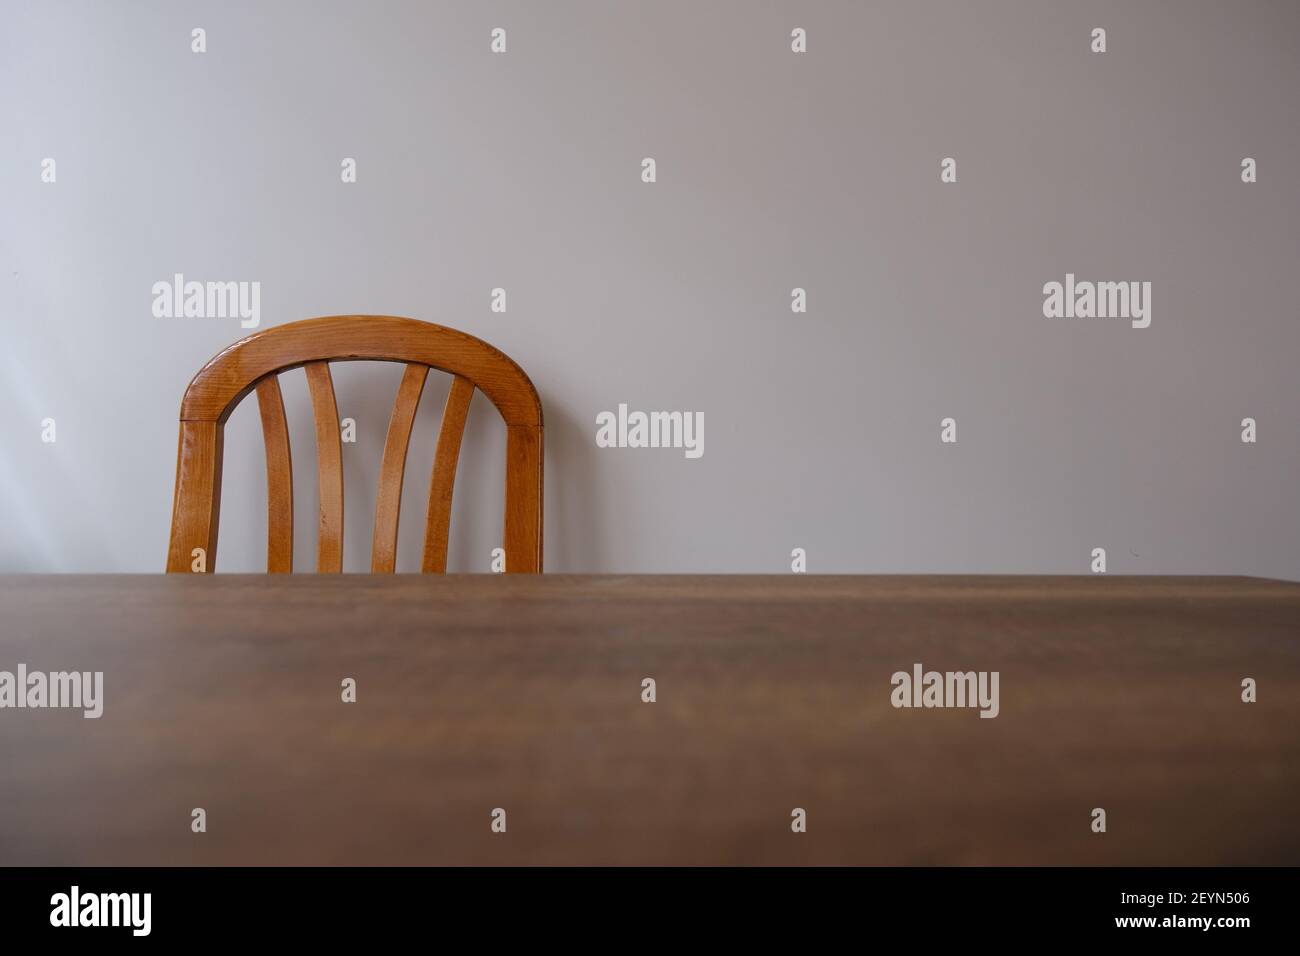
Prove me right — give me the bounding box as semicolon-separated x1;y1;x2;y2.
2;0;1298;576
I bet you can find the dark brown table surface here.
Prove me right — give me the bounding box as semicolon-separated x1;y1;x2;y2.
1;574;1298;866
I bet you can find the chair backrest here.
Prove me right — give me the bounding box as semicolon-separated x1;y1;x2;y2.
166;315;543;573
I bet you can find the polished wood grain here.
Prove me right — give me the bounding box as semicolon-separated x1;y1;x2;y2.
179;316;541;426
2;575;1297;866
421;375;474;574
164;421;223;573
305;361;344;574
165;316;544;574
503;425;543;574
372;364;429;574
254;378;294;574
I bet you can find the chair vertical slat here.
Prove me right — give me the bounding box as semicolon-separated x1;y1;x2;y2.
255;377;294;573
503;424;543;573
165;420;224;572
420;375;475;573
305;361;344;573
370;363;430;573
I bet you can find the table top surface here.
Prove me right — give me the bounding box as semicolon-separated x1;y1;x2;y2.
2;574;1298;865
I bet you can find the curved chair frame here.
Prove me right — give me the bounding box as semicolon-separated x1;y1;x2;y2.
165;315;543;573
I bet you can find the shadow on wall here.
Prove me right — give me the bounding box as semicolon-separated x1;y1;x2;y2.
542;394;603;573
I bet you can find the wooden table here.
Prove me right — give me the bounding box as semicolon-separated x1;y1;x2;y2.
1;575;1297;866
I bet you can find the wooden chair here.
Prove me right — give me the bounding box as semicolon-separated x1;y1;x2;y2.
166;315;542;573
